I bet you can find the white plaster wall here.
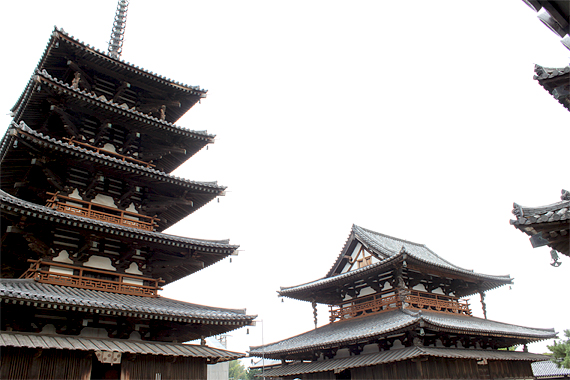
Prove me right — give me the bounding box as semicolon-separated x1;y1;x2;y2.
52;250;73;264
361;343;379;355
49;250;75;275
413;284;427;292
68;188;82;200
103;143;117;153
84;255;115;271
80;327;111;339
123;262;143;285
391;339;404;350
92;193;117;208
358;286;375;297
124;262;142;276
334;348;350;359
432;288;444;295
126;203;138;213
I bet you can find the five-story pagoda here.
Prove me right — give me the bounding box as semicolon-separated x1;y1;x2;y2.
0;4;255;379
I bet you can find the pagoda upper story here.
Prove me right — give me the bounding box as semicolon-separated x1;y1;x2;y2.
11;28;211;174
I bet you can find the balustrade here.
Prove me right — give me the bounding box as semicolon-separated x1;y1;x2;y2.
21;259;163;297
329;288;471;322
46;192;157;231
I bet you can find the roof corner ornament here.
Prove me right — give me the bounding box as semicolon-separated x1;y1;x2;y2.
550;249;562;267
108;0;130;59
512;203;523;217
561;189;570;201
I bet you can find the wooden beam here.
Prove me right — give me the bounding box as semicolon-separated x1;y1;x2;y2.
112;81;131;103
67;60;93;90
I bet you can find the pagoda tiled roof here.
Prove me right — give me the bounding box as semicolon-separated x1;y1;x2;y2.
12;68;214;158
248;309;556;358
12;27;207;124
257;347;549;378
0;330;244;362
0;279;254;325
280;225;511;299
533;64;570;112
5;121;224;194
0;188;238;254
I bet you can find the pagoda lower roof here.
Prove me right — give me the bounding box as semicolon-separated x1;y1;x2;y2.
3;122;224;230
511;190;570;256
12;28;207;124
249;309;556;358
12;70;214;172
0;188;236;252
1;279;255;326
0;330;243;363
257;347;549;378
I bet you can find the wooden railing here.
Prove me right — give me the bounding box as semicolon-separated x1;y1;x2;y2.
46;192;157;231
63;137;155;168
406;290;471;315
21;260;163;297
329;289;471;322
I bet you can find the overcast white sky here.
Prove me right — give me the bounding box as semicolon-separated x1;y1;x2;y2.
1;0;568;359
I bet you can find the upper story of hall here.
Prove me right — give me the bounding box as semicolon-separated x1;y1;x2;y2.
279;225;513;323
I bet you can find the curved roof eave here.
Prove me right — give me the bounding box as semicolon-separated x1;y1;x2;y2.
12;27;207;112
13;70;215;142
0;189;238;253
8;121;225;194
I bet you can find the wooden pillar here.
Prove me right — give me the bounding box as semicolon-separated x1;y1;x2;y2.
312;300;317;329
479;291;487;319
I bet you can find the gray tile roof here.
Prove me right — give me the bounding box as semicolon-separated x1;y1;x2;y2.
249;309;556;357
534;65;570;81
510;190;570;256
532;360;570;378
7;121;224;193
12;27;207;118
0;188;238;253
260;347;549;378
50;27;207;93
280;225;511;297
0;331;244;362
533;65;570;112
13;69;213;141
511;191;570;226
0;279;255;324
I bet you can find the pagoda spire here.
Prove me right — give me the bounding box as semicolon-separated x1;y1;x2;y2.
108;0;129;59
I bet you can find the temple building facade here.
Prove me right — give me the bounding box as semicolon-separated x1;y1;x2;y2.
250;225;556;380
0;26;255;379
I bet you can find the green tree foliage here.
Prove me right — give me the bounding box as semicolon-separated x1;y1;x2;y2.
548;329;570;369
247;367;262;379
228;360;262;380
229;360;247;380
